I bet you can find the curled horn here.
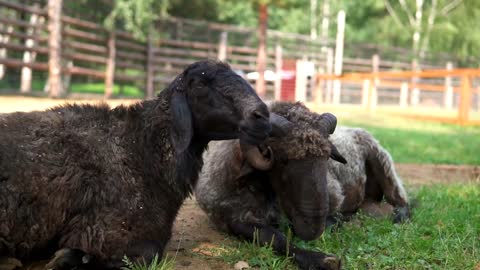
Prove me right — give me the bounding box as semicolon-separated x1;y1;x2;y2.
319;113;338;134
240;142;274;171
269;113;293;137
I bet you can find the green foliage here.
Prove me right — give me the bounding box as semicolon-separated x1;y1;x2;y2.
212;0;480;62
341;118;480;165
211;183;480;269
105;0;169;40
58;0;480;62
121;254;175;270
167;0;219;21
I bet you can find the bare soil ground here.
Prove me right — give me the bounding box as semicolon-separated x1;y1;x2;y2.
2;96;478;269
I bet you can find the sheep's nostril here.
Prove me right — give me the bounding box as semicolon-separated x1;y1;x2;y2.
252;110;267;120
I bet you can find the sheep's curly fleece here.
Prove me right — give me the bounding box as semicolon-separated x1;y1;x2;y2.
196;101;333;231
195;101;409;233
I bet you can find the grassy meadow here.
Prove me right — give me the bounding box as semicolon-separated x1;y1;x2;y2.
207;184;480;270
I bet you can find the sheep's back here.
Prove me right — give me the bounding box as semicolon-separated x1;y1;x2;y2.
0;105;143;256
327;127;373;212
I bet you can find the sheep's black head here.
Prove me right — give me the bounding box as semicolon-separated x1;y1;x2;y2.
168;60;281;152
240;102;346;241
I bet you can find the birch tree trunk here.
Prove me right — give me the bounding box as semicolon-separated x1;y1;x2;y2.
411;0;423;106
412;0;424;60
310;0;317;39
21;4;43;93
320;0;330;45
420;0;438;59
0;25;13;79
47;0;63;97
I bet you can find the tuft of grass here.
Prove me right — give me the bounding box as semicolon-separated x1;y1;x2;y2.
211;183;480;270
121;254;175;270
206;228;297;270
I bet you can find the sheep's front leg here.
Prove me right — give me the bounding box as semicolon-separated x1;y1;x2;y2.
365;151;411;223
228;222;341;270
44;248;95;270
0;257;22;270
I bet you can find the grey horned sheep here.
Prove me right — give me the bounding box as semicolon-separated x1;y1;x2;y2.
0;60;290;270
196;101;346;270
326;126;409;221
195;101;410;270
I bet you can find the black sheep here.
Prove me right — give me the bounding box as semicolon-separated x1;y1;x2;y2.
0;60;288;269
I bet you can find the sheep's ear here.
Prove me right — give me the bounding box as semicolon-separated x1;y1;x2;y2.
330;143;347;164
171;91;193;153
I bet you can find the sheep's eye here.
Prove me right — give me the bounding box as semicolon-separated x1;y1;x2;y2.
194;85;209;97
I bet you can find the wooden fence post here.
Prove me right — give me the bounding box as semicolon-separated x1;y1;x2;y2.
20;3;41;93
361;79;370;108
295;60;307;102
274;43;282;101
477;85;480;112
315;76;323;104
400;82;409;108
255;3;268;99
410;59;420;106
458;74;472;125
325;47;334;103
47;0;63;97
444;61;453;109
145;32;154;99
217;31;227;61
104;31;116;98
0;25;13;79
370;54;379;110
332;10;345;105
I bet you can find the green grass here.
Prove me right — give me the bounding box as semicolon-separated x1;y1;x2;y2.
0;79;145;98
69;83;144;98
342;120;480;165
121;254;175;270
330;109;480;165
209;183;480;270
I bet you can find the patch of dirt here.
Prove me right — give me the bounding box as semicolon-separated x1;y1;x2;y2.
396;163;480;186
166;198;232;270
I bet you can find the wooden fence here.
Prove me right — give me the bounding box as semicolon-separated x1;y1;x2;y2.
0;0;474;103
315;68;480;125
0;1;334;99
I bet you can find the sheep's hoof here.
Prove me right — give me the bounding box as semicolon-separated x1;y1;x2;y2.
322;255;342;270
393;206;411;223
295;251;341;270
0;257;22;270
45;248;93;270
